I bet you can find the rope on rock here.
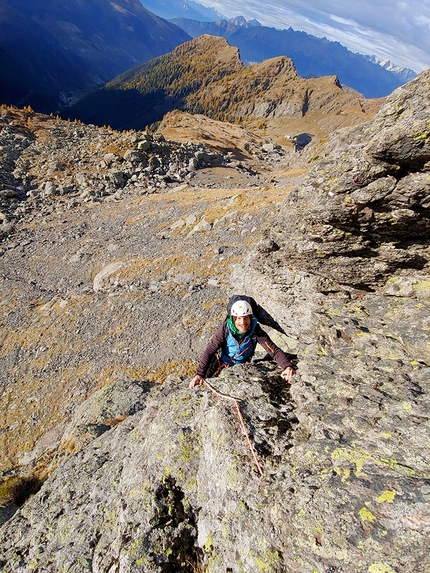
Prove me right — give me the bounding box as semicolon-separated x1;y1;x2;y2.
204;380;264;477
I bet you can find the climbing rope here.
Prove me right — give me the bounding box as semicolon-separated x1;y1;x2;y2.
203;380;264;477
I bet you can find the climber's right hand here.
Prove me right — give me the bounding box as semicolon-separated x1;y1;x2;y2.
189;375;205;389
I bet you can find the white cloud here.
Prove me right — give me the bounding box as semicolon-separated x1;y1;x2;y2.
197;0;430;72
329;15;358;27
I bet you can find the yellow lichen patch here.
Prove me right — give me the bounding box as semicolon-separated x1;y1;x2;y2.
331;446;412;478
331;447;372;478
413;131;428;141
204;532;213;553
250;546;284;573
368;563;397;573
376;490;396;504
334;466;351;483
178;431;201;463
359;507;376;522
414;279;430;295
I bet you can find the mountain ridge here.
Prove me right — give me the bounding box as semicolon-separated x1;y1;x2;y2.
65;34;381;132
0;0;191;112
170;16;415;98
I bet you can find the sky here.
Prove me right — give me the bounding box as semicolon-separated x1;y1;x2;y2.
197;0;430;73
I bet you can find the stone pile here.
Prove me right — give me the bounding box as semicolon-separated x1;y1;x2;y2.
0;107;226;235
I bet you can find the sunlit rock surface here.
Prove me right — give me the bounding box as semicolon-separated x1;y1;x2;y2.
0;71;429;573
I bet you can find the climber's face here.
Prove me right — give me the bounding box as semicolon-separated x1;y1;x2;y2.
233;315;251;333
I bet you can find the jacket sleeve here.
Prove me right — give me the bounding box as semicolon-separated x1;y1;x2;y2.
255;325;295;370
196;322;226;377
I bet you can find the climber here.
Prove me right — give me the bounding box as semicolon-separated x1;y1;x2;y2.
189;297;296;388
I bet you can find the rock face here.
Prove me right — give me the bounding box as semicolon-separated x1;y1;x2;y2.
0;368;297;572
232;69;430;571
0;73;429;572
260;68;429;293
235;69;430;342
0;356;429;572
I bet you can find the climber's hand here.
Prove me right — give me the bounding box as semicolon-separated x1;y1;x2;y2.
281;367;296;382
189;375;205;389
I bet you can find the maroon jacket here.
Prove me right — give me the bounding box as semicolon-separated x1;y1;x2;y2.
196;320;294;378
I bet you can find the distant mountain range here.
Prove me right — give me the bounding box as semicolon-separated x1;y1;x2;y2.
362;55;417;83
65;35;376;132
170;16;416;98
138;0;223;22
0;0;190;112
0;0;417;117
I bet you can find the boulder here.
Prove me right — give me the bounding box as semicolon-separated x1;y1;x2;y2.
0;189;19;199
109;171;127;187
188;219;212;235
137;140;151;152
123;150;142;163
93;261;125;292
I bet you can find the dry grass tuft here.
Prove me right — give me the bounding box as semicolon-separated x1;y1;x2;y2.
59;438;78;457
104;415;128;427
0;474;44;507
144;360;197;383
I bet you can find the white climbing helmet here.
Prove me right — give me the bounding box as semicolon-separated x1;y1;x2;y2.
230;300;253;317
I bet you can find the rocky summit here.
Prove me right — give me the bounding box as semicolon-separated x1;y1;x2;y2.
0;70;429;573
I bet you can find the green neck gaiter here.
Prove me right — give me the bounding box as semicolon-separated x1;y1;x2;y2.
228;316;247;336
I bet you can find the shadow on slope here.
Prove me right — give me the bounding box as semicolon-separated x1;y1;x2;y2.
64;87;178;130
